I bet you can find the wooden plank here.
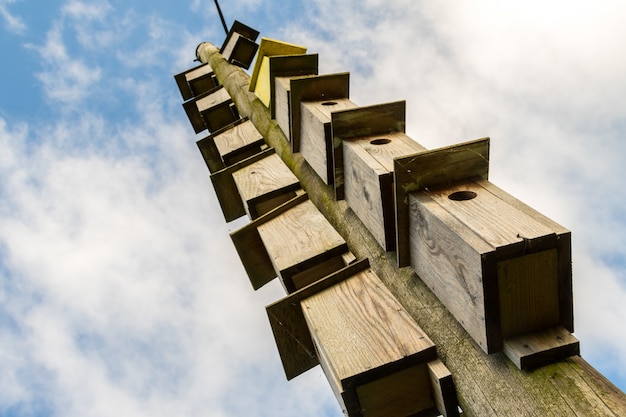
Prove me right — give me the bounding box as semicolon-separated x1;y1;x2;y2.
232;152;301;219
498;249;561;338
266;259;370;381
210;148;275;222
230;192;309;290
394;137;490;267
289;73;351;152
258;199;348;293
428;359;461;417
331;101;406;200
300;98;357;184
268;54;318;119
302;268;438;416
274;76;294;139
408;190;492;352
342;131;425;251
504;327;580;370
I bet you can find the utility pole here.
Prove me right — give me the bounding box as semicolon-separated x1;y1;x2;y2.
177;35;626;416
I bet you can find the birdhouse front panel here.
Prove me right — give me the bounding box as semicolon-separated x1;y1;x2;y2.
232;152;301;220
408;178;574;355
299;99;357;185
257;199;349;293
195;87;239;132
342;132;425;251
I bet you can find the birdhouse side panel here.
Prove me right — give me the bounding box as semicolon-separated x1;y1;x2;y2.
408;192;492;352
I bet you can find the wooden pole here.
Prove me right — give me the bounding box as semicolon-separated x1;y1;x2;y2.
196;42;626;417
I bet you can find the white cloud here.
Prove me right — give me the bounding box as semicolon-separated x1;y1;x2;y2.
31;22;102;105
0;0;26;34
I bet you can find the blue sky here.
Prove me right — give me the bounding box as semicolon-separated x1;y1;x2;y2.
1;1;625;416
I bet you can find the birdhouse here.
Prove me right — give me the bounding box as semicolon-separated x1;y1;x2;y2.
230;194;356;293
267;54;318;137
331;101;426;251
182;85;239;133
394;141;578;367
210;149;300;222
290;73;356;181
219;20;259;69
266;260;460;417
248;38;307;107
174;62;218;101
197;118;267;173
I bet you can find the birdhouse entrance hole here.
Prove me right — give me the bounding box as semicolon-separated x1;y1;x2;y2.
370;138;391;145
448;190;477;201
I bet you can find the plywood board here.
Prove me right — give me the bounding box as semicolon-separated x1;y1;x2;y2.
289;73;350;152
249;37;307;93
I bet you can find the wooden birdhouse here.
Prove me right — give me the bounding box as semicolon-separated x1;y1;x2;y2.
210;149;300;222
289;73;357;179
268;54;319;138
182;85;239;133
230;194;356;293
393;140;578;368
266;260;460;417
197;118;266;173
248;38;307;107
174;62;219;101
219;20;259;69
331;101;426;251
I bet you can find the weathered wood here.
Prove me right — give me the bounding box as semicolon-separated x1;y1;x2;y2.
503;326;580;370
196;118;266;173
258;198;350;293
210;148;275;222
269;54;318;120
266;258;371;380
343;131;426;251
183;85;239;133
249;38;307;107
212;118;266;167
300;98;357;184
301;268;458;417
174;62;218;101
219;20;259;69
331;101;406;200
394;138;491;266
230;192;308;291
408;178;576;361
289;72;351;152
197;42;626;417
232;152;301;219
